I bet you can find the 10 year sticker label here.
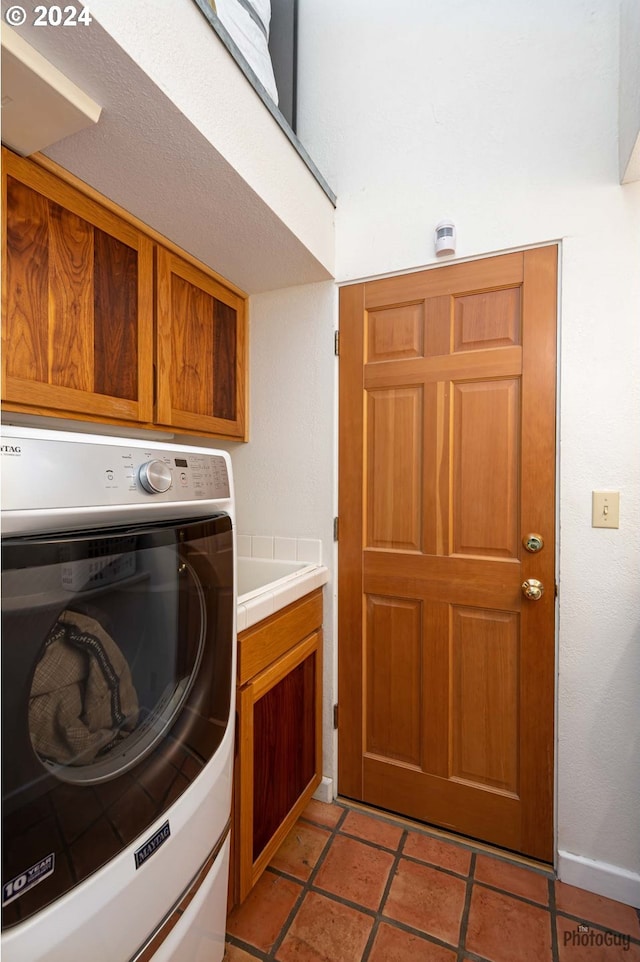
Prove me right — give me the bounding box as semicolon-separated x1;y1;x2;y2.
2;854;55;906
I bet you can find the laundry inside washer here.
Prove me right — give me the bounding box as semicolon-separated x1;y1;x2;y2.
29;605;141;766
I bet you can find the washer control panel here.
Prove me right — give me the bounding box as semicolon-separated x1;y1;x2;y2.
1;432;231;512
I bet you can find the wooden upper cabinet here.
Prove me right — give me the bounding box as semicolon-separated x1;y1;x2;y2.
2;148;248;440
2;149;154;423
156;249;247;440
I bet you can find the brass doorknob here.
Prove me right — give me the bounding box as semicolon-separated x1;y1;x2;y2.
522;579;544;601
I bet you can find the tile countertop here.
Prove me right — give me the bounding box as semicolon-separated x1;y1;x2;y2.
237;557;329;633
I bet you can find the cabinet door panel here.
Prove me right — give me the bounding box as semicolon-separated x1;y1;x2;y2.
4;177;49;384
156;248;246;439
49;201;94;392
252;652;317;860
170;274;215;415
213;299;237;422
2;149;153;423
93;228;139;401
233;604;323;906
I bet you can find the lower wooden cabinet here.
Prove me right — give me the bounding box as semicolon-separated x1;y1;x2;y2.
231;590;323;905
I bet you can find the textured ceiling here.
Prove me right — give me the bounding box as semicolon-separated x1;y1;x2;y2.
0;0;334;294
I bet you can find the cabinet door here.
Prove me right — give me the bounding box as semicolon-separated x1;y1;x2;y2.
156;248;247;440
236;631;322;901
2;149;154;423
252;645;318;859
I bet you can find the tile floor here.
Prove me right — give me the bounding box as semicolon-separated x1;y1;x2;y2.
226;799;640;962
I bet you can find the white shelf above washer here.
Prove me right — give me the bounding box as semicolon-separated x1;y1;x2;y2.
1;25;101;157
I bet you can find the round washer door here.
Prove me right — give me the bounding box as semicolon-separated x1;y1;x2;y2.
1;514;233;928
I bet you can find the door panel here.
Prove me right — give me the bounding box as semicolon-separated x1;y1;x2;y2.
365;595;423;766
367;303;424;361
367;388;424;550
338;247;557;861
450;606;520;794
453;287;521;351
452;378;520;558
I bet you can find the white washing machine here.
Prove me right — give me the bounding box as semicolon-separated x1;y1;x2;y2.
1;425;236;962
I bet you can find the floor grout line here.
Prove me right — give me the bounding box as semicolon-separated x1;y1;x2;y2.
456;850;476;962
472;879;551;912
264;805;350;960
263;878;307;960
337;828;405;854
374;913;463;954
358;917;380;962
359;827;408;962
225;932;269;960
549;875;560;962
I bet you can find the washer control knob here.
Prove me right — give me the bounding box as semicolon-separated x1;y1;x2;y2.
138;460;172;494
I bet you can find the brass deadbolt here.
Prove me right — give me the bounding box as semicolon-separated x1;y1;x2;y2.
523;533;544;553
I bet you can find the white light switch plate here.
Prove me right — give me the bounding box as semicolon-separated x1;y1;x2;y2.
592;491;620;528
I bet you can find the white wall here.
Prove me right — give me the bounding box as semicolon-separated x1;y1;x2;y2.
217;281;338;778
294;0;640;904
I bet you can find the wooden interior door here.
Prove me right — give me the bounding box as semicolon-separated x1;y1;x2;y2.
338;247;557;862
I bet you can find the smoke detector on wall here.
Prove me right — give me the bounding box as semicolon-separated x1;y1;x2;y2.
1;25;101;156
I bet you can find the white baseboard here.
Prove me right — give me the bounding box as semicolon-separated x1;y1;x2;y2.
313;776;334;803
557;850;640;908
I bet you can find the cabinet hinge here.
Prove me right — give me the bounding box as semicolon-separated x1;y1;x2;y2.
333;704;339;729
333;517;339;541
334;330;340;356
